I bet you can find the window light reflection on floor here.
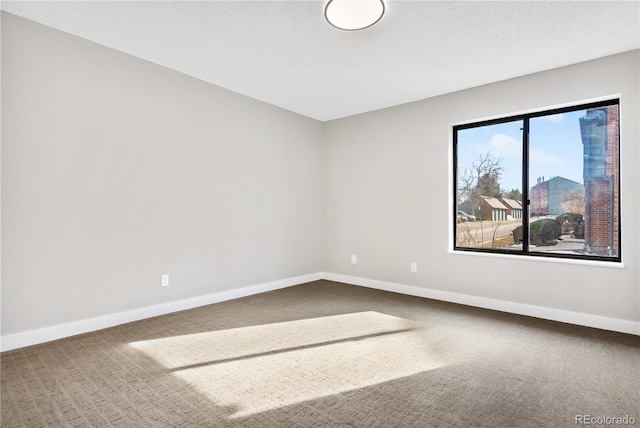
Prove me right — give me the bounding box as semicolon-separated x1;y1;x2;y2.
130;311;443;418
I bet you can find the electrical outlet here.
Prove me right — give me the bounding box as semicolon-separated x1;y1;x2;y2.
410;263;417;273
161;274;169;287
351;254;357;265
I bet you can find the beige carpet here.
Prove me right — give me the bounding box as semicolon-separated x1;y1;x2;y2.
2;280;639;427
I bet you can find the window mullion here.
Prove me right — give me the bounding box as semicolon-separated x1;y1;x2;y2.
522;118;530;253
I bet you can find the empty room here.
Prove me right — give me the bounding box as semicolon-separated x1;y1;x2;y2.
1;1;639;427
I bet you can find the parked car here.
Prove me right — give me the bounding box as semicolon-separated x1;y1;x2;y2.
457;210;476;222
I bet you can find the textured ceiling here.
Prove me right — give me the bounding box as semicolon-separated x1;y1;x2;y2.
2;1;639;121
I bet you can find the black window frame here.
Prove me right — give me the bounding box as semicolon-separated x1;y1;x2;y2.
453;98;621;263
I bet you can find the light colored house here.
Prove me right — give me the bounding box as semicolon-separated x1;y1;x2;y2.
502;198;523;219
480;197;508;222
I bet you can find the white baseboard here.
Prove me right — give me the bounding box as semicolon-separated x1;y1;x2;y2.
3;271;637;352
322;272;640;336
0;273;323;352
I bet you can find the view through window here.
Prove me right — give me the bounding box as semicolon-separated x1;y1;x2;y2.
454;99;620;262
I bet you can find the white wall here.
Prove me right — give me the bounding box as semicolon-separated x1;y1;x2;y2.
1;13;324;337
2;12;638;347
324;50;639;327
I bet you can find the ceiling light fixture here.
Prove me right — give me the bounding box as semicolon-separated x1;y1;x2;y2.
324;0;385;31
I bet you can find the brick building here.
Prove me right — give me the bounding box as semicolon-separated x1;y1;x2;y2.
581;106;619;256
530;176;582;216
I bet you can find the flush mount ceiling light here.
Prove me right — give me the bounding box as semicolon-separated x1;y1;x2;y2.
325;0;386;31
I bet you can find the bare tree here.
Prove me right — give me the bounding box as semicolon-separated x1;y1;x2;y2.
457;167;476;206
456;221;507;249
477;173;502;198
561;188;586;215
457;152;504;217
456;220;481;247
472;152;504;187
490;222;502;248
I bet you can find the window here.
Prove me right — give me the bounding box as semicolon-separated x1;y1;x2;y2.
453;99;620;262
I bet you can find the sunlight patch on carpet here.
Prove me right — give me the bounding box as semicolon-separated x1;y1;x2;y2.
130;311;443;418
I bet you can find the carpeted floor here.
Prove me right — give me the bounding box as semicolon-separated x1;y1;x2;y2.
2;280;639;427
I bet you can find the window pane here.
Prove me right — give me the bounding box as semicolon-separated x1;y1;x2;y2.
455;120;523;250
528;105;619;258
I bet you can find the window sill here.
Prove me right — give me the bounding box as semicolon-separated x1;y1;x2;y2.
448;248;625;269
